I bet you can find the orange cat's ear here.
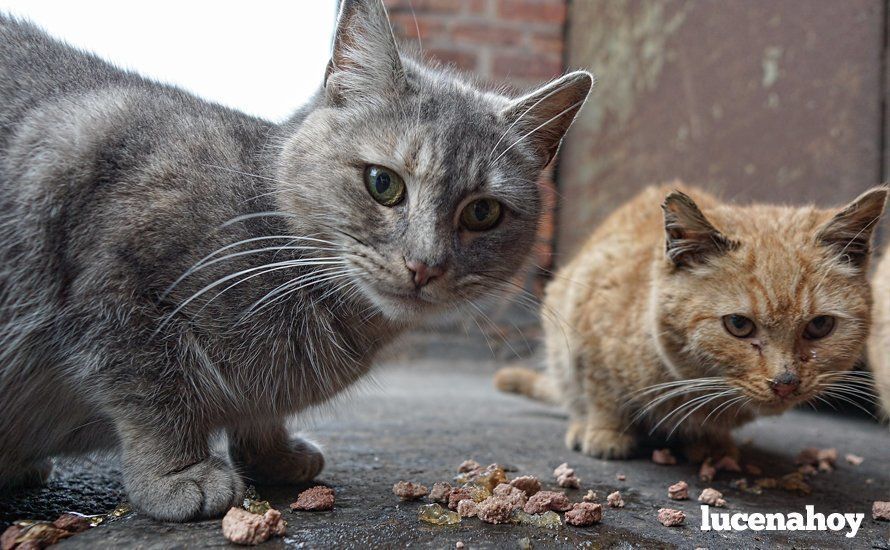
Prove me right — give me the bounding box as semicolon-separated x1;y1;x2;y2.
662;191;736;267
816;186;888;268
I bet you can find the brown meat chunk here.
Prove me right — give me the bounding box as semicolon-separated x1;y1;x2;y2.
509;475;541;497
697;488;726;507
657;508;686;527
651;448;677;465
392;481;429;501
457;499;478;518
447;488;474;511
52;514;91;534
565;502;603;526
476;497;515;524
582;490;597;502
523;491;572;514
493;483;527;509
873;501;890;521
667;481;688;500
290;486;335;511
221;507;287;546
606;491;625;508
429;482;453;505
458;460;481;473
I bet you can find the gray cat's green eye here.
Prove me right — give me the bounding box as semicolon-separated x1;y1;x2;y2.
460;198;502;231
365;165;405;207
722;314;755;338
803;315;835;340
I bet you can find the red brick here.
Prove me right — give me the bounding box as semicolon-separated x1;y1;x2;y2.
497;0;566;24
426;48;479;72
493;52;563;80
385;0;464;14
451;22;525;46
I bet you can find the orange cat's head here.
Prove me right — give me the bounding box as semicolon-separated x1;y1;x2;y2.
652;187;887;414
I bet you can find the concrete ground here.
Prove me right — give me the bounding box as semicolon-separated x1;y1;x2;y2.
2;352;889;549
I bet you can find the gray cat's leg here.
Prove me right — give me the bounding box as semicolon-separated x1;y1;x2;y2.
228;422;324;485
117;419;243;521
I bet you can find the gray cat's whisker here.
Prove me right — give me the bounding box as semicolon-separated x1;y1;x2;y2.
157;259;348;334
490;99;587;165
219;211;301;229
240;267;360;320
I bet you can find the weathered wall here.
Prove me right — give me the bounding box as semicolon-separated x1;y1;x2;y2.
559;0;885;258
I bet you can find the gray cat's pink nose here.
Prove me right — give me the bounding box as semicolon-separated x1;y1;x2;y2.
406;259;444;288
771;371;800;398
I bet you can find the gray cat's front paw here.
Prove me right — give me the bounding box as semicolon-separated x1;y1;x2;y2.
126;455;244;521
233;436;325;485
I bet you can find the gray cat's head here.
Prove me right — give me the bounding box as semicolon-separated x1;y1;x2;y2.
276;0;592;321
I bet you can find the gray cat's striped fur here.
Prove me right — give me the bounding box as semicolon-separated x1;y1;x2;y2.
0;0;591;520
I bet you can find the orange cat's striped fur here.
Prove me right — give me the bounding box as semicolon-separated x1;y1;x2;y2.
497;183;887;460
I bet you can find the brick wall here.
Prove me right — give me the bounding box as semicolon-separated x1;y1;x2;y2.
384;0;568;296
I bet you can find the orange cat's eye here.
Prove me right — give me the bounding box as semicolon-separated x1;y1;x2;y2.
803;315;835;340
722;314;755;338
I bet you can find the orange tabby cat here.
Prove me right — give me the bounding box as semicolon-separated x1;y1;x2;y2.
868;247;890;421
497;183;887;459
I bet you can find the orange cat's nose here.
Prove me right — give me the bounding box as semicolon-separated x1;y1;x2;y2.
771;371;800;398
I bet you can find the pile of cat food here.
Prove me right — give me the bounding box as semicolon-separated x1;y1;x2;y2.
220;484;336;545
391;460;605;529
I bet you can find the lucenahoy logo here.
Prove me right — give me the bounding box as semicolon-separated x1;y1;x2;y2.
700;505;865;538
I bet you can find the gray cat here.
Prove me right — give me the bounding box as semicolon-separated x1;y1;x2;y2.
0;0;591;521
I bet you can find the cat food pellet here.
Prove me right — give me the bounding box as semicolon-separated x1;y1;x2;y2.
290;486;335;511
651;448;677;465
493;483;528;509
582;490;597;502
393;481;429;501
817;460;833;473
511;510;562;529
458;460;481;473
798;464;817;476
52;514;91;534
795;447;818;464
714;456;741;472
606;491;625;508
221;507;286;546
1;525;21;550
667;481;688;500
755;477;778;489
816;448;837;464
429;482;452;505
699;460;717;482
845;453;864;466
551;462;581;488
447;488;474;511
779;472;811;495
418;504;460;526
565;502;603;526
744;464;763;476
457;499;478;518
616;473;626;481
873;501;890;521
730;478;762;495
477;496;515;524
523;491;572;514
697;488;726;507
509;475;541;497
456;542;465;549
657;508;686;527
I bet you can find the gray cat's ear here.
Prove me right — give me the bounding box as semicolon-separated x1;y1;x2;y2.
816;186;888;268
499;71;593;167
662;191;736;267
325;0;407;104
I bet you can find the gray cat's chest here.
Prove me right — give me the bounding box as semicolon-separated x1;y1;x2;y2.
203;308;393;420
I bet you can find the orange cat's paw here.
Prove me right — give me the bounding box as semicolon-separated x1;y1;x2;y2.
564;421;585;451
579;428;635;459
